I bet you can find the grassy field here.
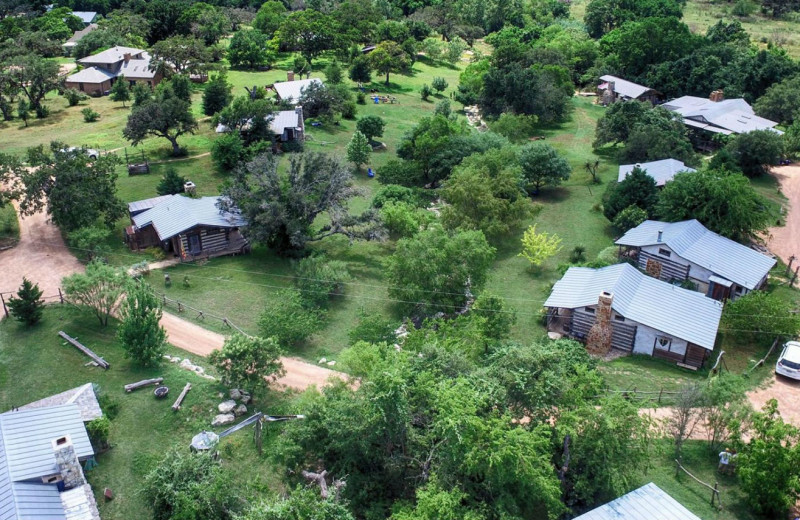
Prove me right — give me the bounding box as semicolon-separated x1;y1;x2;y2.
568;0;800;58
0;204;19;248
0;306;293;520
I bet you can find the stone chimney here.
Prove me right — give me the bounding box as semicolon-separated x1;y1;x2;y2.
709;89;724;102
52;435;85;490
586;291;613;356
608;81;615;93
287;70;295;82
123;53;131;62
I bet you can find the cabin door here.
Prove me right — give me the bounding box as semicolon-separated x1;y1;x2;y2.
708;281;731;301
188;233;202;254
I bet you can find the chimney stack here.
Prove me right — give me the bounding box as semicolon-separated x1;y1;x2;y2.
586;291;614;355
52;436;85;490
608;81;615;93
709;89;724;102
287;70;295;82
123;53;131;62
657;230;663;242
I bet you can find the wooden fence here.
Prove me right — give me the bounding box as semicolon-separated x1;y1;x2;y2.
158;293;251;337
0;289;64;318
675;458;722;509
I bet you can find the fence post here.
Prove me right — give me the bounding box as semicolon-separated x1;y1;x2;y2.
0;293;7;318
792;266;799;287
711;482;718;506
658;388;663;404
675;457;681;478
788;255;795;277
58;288;64;304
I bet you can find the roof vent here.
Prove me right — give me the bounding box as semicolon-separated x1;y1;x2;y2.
657;230;663;242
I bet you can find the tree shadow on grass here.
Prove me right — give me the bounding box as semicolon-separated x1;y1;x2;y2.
533;186;571;204
23;108;70;128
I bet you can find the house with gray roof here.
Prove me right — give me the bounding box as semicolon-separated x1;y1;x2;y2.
616;220;775;301
618;159;696;187
61;23;97;56
272;78;323;105
0;404;100;520
663;91;781;149
598;75;662;105
65;46;162;96
215;107;305;143
125;195;249;260
574;483;701;520
545;263;723;368
70;11;98;26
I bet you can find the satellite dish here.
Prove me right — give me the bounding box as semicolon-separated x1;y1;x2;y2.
190;431;220;452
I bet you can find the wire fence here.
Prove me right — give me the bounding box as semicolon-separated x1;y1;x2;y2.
0;289;64;318
674;457;723;510
157;292;251;337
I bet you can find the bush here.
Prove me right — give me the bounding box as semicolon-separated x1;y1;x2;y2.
156;167;187;196
81;107;99;122
259;289;325;347
381;201;434;237
294;255;351;308
211;133;246;171
431;76;448;92
356;91;366;104
434;99;451;118
612;205;648;232
348;311;397;345
569;245;586;264
86;416;110;450
732;0;756;16
489;113;539;142
63;88;88;106
35;105;50;118
420;83;432;101
67;225;111;262
341;100;357;119
372;184;419;208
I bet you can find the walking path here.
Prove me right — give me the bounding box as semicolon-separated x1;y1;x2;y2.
768;164;800;265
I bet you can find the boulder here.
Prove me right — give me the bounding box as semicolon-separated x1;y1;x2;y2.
211;413;235;427
240;392;252;405
547;332;563;340
326;360;336;366
318;357;327;364
234;404;248;416
230;388;242;400
218;400;236;413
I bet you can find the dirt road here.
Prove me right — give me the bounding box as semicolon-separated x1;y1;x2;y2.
0;202;83;298
159;311;347;391
768;164;800;264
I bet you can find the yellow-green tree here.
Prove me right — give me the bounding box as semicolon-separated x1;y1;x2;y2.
518;225;562;268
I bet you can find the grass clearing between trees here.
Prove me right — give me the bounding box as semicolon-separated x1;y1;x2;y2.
0;205;19;248
0;306;290;520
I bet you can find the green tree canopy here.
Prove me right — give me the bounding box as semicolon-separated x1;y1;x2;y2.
5;54;60;117
110;77;130;107
278;9;340;67
356;115;386;143
202;71;233;116
518;142;571;195
754;74;800;126
208;334;284;393
123;82;198;156
346;130;371;171
6;277;44;326
228;29;273;69
722;291;800;342
117;281;167;366
725;129;785;177
584;0;685;38
150;35;211;75
253;0;287;37
602;166;659;222
369;40;410;84
62;261;129;326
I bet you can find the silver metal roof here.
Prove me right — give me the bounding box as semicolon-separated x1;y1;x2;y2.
273;78;322;104
65;67;115;84
127;195;174;216
18;384;102;423
616;220;776;290
270;110;301;133
618;159;696;186
574;483;701;520
544;263;723;349
6;482;65;520
70;11;97;24
131;195;247;241
663;96;781;135
119;52;156;80
61;485;100;520
0;405;93;482
78;46;146;65
599;75;656;100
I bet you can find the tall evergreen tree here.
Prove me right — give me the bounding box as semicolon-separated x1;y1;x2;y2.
7;277;44;325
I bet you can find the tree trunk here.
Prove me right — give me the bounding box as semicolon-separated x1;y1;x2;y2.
385;71;390;85
167;136;181;156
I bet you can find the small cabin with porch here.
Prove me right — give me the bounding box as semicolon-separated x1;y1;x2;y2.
617;159;696;187
544;263;722;369
125;195;249;261
616;220;775;301
598;75;662;105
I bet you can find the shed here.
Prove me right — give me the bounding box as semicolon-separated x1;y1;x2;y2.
272;78;323;105
618;159;696;187
598;75;662;104
574;483;701;520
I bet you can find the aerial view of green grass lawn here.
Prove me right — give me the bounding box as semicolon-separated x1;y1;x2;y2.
3;2;800;517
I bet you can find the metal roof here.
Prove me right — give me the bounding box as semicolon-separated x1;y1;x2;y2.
0;405;93;482
18;384;102;423
7;482;65;520
618;159;696;186
70;11;96;24
128;195;175;216
663;96;781;135
65;67;115;84
544;263;723;350
119;52;156;79
574;483;701;520
64;24;97;44
270;110;301;134
616;220;776;290
599;75;656;100
273;78;322;104
61;485;99;520
78;46;146;65
131;195;247;241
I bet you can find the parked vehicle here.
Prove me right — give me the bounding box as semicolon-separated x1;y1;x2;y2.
776;341;800;380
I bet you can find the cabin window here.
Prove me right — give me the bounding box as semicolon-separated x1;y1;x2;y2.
654;336;673;351
584;306;595;314
614;314;625;322
206;228;222;236
658;248;671;258
735;285;744;294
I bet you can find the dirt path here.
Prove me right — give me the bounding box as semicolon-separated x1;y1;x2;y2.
768;164;800;264
0;202;83;298
159;311;347;391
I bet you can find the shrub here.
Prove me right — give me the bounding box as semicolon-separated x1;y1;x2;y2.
117;281;167;366
519;224;562;267
356;91;366;104
211;133;246;171
294;255;351;308
81;107;99;122
380;201;433;237
156;167;187;195
341;100;357;119
612;205;648;232
35;104;50;118
490;113;539;142
732;0;756;16
434;99;451;118
259;289;325;346
569;245;586;264
348;311;397;345
431;76;448;92
372;184;419;208
63;88;88;106
420;83;432;101
67;225;111;262
86;416;110;450
7;277;44;326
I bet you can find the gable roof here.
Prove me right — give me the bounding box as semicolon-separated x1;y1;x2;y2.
65;67;115;84
18;384;102;423
128;195;175;217
574;483;701;520
273;78;322;104
616;220;776;290
270;110;302;134
70;11;96;24
131;195;247;241
64;23;97;45
618;159;696;186
599;75;658;100
119;52;156;79
544;263;722;349
78;46;146;65
663;96;781;135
